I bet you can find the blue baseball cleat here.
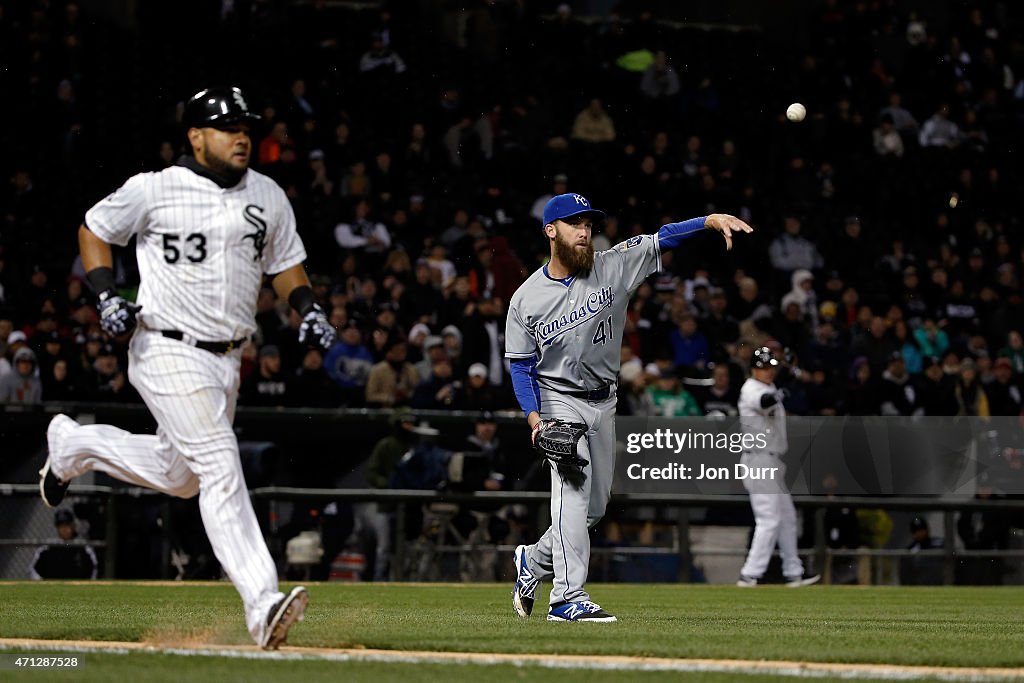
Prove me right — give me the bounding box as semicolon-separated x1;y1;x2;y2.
512;544;539;618
546;600;617;623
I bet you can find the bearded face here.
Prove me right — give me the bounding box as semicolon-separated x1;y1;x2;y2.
551;220;595;276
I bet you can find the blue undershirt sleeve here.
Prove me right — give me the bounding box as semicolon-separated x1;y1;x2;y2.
656;216;707;250
510;356;541;417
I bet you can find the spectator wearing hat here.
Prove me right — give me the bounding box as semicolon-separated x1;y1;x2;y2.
646;368;701;417
365;339;419;407
412;356;460;410
698;364;740;417
292;348;343;408
240;345;292;407
460;362;502;410
0;346;42;404
879;351;916;416
80;344;136;403
363;408;420;580
985;357;1022;416
324;321;374;405
414;335;446;383
955;358;990;417
29;509;98;580
37;330;68;382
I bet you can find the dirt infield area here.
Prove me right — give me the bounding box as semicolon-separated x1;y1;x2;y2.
2;638;1023;681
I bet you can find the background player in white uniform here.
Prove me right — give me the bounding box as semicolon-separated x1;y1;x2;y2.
37;86;336;649
736;347;820;587
507;192;752;622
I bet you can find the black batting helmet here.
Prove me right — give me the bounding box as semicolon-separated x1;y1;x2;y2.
750;346;780;369
183;86;261;130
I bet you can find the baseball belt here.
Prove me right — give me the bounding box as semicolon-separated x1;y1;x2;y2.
160;330;249;354
559;384;614;401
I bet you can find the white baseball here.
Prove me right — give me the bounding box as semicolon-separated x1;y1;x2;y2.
786;102;806;122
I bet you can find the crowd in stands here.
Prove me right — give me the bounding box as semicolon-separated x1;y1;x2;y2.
1;0;1023;420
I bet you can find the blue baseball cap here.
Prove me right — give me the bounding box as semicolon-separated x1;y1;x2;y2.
542;193;606;226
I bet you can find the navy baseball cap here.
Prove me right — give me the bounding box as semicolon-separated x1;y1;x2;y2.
542;193;605;226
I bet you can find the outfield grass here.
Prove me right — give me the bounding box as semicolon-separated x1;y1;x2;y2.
1;582;1022;674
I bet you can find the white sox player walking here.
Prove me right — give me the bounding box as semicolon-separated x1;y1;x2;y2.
37;87;337;649
508;192;752;622
736;347;819;587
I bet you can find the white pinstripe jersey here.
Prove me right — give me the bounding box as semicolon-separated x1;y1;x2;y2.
739;377;788;454
85;165;306;341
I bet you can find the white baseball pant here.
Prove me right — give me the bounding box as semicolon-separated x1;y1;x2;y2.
47;329;284;643
739;452;804;579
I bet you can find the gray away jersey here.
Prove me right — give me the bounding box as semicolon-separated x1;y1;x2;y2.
505;234;660;392
85;166;306;341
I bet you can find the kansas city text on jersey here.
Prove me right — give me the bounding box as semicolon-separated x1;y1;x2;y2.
534;286;615;346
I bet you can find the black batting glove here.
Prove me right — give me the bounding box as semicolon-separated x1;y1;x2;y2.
298;303;336;351
97;290;142;337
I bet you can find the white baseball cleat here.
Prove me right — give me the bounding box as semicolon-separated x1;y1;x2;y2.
512;544;539;618
546;600;617;622
261;586;309;650
39;414;77;508
785;573;821;587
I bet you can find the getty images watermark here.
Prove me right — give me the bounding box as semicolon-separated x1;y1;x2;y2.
614;416;1024;496
624;428;773;481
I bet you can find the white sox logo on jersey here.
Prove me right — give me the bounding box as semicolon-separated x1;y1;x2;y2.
535;286;614;346
242;204;267;261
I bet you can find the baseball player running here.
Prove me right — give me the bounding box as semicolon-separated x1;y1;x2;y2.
736;347;819;587
508;192;752;621
37;86;336;649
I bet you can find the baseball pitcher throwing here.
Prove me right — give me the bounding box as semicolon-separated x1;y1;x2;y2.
508;192;752;622
37;86;336;648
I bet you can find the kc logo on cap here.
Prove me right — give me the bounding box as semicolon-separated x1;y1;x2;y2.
542;192;606;227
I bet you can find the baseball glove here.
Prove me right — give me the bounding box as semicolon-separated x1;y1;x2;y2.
533;419;589;488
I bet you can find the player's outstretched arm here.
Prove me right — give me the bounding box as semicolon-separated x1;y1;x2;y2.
657;214;753;251
272;264;337;351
